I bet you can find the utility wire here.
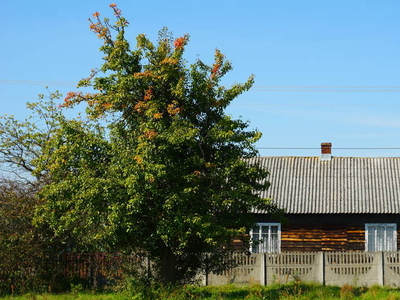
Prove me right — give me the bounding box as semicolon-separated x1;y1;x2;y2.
233;103;400;107
2;80;400;106
0;96;51;99
252;85;400;92
252;89;400;92
1;96;399;107
2;80;400;91
257;147;400;150
255;85;400;88
0;79;77;86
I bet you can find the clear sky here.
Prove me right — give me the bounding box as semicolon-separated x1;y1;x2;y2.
2;0;400;157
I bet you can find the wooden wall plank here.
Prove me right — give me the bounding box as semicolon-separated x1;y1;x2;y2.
281;223;366;252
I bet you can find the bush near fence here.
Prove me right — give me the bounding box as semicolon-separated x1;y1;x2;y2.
0;252;150;294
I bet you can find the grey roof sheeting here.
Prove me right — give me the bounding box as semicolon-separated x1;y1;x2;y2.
250;156;400;214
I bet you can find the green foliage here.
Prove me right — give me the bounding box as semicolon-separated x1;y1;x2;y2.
0;179;70;295
0;94;63;185
33;118;115;250
0;96;105;294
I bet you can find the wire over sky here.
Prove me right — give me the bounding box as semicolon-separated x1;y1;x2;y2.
3;79;400;91
2;79;400;106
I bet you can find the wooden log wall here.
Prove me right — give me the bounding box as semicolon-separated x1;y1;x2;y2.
281;223;365;252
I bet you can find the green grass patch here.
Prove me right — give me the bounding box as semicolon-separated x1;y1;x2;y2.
3;283;400;300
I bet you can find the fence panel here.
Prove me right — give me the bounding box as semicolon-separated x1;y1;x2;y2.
324;252;382;286
265;252;322;285
207;253;263;285
57;252;148;288
383;252;400;287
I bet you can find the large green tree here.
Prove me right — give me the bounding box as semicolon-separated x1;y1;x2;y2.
34;5;281;285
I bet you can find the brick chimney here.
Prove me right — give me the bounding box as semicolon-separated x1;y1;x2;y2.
320;142;332;161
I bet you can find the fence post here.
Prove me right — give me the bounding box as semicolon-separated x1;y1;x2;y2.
260;253;266;286
377;252;384;286
316;252;325;285
321;252;326;285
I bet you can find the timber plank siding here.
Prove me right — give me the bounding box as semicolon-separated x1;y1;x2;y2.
280;223;363;252
255;214;400;252
347;225;365;250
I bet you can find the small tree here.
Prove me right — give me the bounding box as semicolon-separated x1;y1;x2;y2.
0;95;63;187
34;5;282;285
0;178;70;294
0;98;89;293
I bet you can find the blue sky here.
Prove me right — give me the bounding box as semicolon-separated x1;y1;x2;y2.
2;1;400;157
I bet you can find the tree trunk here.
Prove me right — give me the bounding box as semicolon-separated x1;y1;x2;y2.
159;247;177;285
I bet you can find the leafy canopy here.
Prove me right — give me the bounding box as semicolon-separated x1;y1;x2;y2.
33;4;281;285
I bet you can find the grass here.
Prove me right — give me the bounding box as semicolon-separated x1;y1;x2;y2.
3;283;400;300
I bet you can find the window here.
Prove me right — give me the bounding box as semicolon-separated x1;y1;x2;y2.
251;223;281;253
365;223;397;252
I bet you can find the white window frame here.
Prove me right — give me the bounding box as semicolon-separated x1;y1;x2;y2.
365;223;397;252
250;222;281;253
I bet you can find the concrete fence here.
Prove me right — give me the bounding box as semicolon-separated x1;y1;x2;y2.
206;252;400;287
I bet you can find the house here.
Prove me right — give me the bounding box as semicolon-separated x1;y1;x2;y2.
249;143;400;253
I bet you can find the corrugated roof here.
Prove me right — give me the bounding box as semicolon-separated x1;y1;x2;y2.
250;156;400;214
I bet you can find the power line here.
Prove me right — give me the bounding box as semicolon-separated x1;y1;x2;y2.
0;96;51;99
0;79;77;86
257;147;400;150
1;96;400;107
254;85;400;88
252;89;400;92
252;85;400;92
2;80;400;91
2;80;400;106
232;103;400;107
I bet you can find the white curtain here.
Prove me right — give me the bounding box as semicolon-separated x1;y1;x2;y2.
366;223;397;252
